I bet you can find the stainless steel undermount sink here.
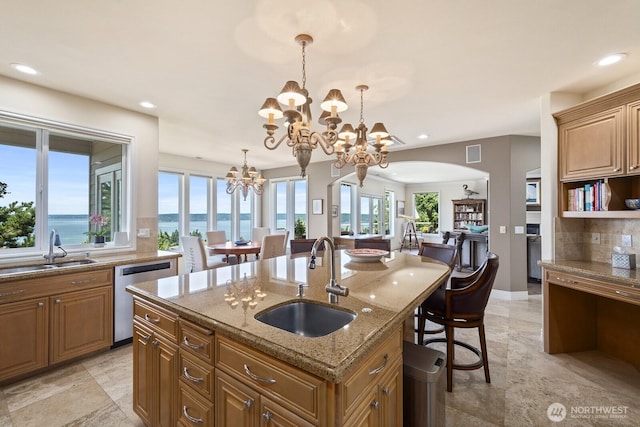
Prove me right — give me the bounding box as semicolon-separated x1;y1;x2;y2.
255;300;356;337
0;259;97;276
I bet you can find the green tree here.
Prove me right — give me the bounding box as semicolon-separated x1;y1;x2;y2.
0;182;36;248
158;229;180;250
414;193;439;234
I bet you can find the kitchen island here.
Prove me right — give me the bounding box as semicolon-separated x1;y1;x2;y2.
126;249;449;426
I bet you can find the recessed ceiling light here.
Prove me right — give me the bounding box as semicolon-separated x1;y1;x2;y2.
597;53;627;66
139;101;156;109
418;134;429;140
11;63;38;75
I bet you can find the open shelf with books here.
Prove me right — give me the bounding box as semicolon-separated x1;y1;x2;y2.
560;176;640;218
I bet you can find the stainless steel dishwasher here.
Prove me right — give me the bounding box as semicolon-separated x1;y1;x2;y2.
113;258;177;346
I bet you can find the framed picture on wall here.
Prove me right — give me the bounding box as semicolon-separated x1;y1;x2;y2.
396;200;405;217
312;199;323;215
526;179;540;205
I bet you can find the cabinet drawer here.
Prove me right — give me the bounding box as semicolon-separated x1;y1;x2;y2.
133;298;178;340
339;327;402;417
545;270;640;306
180;351;214;402
0;268;112;304
215;335;325;423
179;319;214;364
178;381;214;427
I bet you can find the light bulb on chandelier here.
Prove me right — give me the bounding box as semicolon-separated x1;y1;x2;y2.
225;149;265;201
259;34;348;177
333;85;391;187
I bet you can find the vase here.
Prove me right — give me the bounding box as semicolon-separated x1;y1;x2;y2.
94;235;105;247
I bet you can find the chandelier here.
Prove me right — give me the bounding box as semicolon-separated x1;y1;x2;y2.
334;85;391;187
259;34;348;177
225;149;265;201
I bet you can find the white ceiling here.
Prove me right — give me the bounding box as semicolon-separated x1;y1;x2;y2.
2;1;640;183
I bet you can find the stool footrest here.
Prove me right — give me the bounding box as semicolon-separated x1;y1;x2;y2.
424;337;484;371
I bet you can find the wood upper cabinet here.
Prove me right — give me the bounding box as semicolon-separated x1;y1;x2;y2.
50;286;113;363
0;298;48;382
628;100;640;175
558;106;625;181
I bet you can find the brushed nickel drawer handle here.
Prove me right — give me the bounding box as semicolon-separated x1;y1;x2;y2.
0;289;25;298
71;278;96;285
613;167;621;172
371;400;380;409
244;399;254;408
142;334;151;343
243;364;276;384
630;165;638;170
183;336;204;349
183;367;204;383
616;290;640;300
555;276;578;284
144;313;160;323
37;302;45;307
262;411;272;421
369;354;389;375
55;299;61;304
183;406;203;424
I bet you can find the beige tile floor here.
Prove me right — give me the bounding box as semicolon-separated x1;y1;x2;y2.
1;283;639;426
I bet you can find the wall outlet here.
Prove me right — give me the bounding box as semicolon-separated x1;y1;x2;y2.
138;228;150;238
591;232;601;244
499;226;507;234
622;234;633;247
514;226;525;234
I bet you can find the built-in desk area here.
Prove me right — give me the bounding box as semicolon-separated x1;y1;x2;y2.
540;260;640;369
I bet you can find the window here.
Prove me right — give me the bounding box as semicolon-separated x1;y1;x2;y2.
271;178;307;237
360;196;382;234
385;190;394;235
158;174;254;250
189;175;209;237
413;192;440;234
340;183;353;235
0;117;127;257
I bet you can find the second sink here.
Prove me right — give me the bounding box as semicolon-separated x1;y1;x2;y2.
255;301;356;338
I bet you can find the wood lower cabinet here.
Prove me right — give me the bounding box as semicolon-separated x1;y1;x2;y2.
50;286;112;363
0;268;113;384
133;299;179;427
215;369;313;427
0;298;48;382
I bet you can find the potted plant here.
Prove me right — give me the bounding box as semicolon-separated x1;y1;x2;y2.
86;214;110;246
294;218;306;239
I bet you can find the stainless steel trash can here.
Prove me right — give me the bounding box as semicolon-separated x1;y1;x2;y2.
403;341;446;427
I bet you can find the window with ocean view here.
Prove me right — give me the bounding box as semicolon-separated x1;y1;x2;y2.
0;116;127;255
271;178;307;239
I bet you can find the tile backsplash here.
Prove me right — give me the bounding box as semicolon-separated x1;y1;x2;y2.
554;217;640;263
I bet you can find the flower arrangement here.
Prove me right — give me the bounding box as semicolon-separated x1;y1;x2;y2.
87;214;110;237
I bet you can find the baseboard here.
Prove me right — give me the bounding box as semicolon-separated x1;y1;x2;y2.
490;289;529;300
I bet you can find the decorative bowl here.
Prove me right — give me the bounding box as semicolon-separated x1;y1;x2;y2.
344;248;389;263
625;199;640;210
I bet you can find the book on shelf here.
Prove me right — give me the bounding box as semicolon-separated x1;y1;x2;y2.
566;180;608;211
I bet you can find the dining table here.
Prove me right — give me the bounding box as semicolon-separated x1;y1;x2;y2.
206;241;261;263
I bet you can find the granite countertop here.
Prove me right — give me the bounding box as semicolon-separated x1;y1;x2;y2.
126;250;449;383
0;250;181;283
540;259;640;288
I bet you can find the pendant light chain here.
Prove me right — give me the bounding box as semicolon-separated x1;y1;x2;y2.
359;87;365;124
301;40;307;90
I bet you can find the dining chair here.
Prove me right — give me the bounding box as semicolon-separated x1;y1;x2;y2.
259;234;287;260
354;238;391;252
421;253;499;392
206;230;227;257
251;227;270;244
416;242;459;344
180;236;226;273
290;238;324;254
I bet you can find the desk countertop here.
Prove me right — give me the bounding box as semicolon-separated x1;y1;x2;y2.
126;250;449;382
539;259;640;288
